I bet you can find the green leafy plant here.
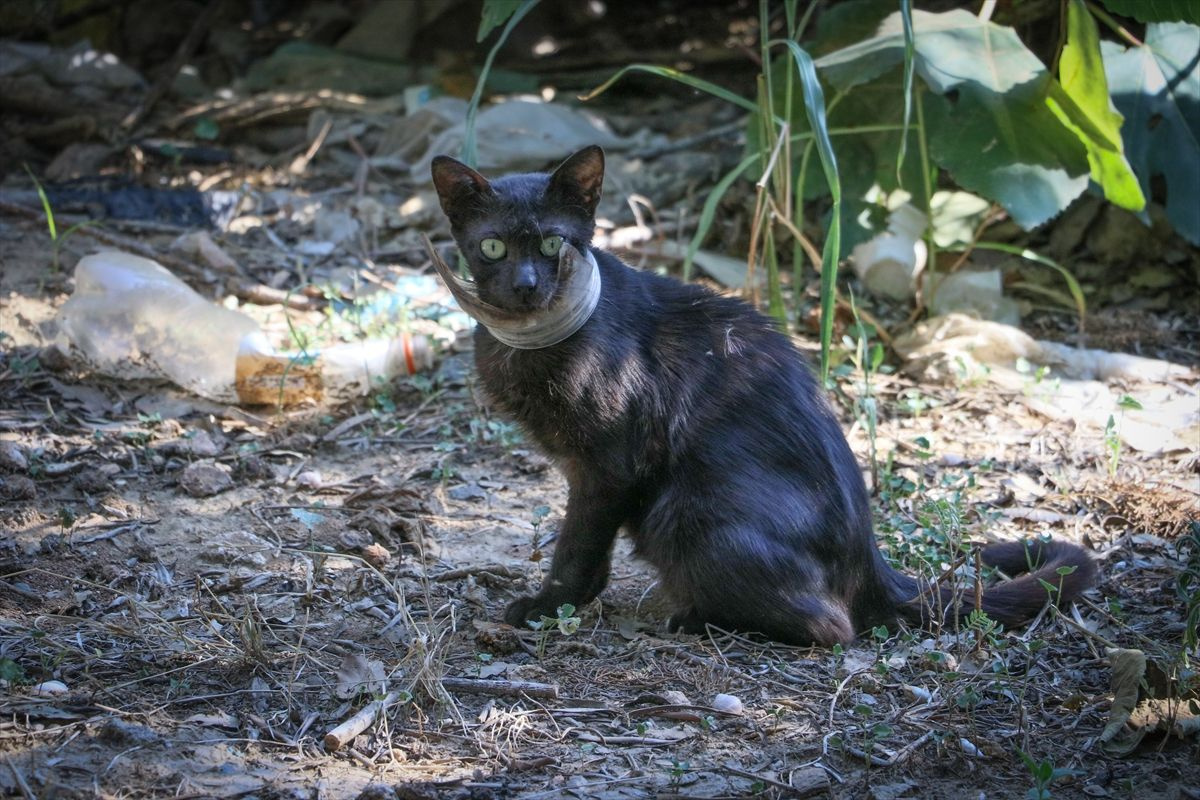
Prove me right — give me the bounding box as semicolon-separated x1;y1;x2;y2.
1017;748;1084;799
24;164;100;273
837;295;886;484
527;602;580;658
585;0;844;377
1103;393;1143;477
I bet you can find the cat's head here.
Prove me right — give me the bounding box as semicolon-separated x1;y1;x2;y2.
431;146;603;312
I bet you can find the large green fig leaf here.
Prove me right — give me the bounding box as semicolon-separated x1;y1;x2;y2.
1098;0;1200;25
1047;0;1145;212
1101;23;1200;244
815;9;1091;229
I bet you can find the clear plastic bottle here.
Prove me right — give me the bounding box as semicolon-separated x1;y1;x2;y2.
58;251;433;405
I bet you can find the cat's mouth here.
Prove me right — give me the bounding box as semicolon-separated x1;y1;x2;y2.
425;236;601;350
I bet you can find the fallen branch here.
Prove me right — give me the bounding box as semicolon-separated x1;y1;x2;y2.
323;690;400;751
440;677;559;700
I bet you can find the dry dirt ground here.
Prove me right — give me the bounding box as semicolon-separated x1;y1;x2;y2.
1;216;1198;800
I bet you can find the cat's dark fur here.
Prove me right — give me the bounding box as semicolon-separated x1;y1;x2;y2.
431;146;1097;646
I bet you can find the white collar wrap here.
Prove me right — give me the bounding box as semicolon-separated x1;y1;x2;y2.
426;236;601;350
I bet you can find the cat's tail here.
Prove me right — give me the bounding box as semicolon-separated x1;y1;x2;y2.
885;539;1097;630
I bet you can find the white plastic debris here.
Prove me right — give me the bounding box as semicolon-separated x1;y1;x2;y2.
58;252;433;405
850;203;928;301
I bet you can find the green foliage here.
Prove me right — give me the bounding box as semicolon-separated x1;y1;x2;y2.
1099;0;1200;25
528;603;581;658
1101;22;1200;244
477;0;527;41
586;0;843;378
463;0;540;167
0;658;25;684
1103;393;1142;477
815;9;1092;229
24;164;99;273
1017;748;1084;799
1049;0;1145;211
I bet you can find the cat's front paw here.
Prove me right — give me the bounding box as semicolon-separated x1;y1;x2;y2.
666;607;706;635
504;595;556;628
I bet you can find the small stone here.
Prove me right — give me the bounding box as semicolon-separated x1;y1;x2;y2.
711;693;743;715
474;623;522;656
74;469;112;494
295;470;323;490
360;542;390;569
33;680;69;695
1;475;36;500
178;462;233;497
0;441;28;472
354;785;398;800
448;482;488;502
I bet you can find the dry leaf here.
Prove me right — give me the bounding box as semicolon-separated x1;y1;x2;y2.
335;654;387;699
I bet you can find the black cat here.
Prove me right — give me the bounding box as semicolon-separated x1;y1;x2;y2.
430;145;1096;646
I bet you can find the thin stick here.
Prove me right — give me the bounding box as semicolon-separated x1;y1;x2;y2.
123;0;225;130
4;755;35;800
440;677;559;700
323;690;400;751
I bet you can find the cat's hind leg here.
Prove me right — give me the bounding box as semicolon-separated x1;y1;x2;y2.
668;592;854;647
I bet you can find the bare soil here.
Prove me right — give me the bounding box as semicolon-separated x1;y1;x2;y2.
2;209;1198;800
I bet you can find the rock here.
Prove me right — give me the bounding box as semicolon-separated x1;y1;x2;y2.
33;680;69;695
1;475;37;500
0;440;28;472
295;470;323;490
711;693;743;715
360;542;390;569
448;482;488;502
474;623;522;656
178;462;233;497
97;718;160;746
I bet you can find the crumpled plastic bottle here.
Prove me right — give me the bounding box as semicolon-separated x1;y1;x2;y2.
57;251;433;405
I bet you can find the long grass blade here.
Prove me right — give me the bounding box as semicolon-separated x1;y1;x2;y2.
23;164;57;241
463;0;539;168
896;0;915;184
772;39;842;381
582;65;766;119
685;153;759;281
959;241;1087;324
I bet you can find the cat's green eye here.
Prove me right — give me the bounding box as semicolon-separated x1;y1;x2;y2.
480;238;506;260
540;235;563;257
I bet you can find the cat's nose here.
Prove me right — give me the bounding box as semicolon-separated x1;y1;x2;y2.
512;262;538;298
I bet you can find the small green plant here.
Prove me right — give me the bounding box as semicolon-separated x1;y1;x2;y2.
1103;394;1143;478
966;607;1001;654
24;164;99;273
668;758;691;790
1017;748;1083;800
527;603;580;659
1037;564;1079;605
0;657;26;684
871;624;891;675
526;504;551;563
839;298;886;486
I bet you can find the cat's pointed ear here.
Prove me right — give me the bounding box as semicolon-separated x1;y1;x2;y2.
431;156;493;219
547;145;604;216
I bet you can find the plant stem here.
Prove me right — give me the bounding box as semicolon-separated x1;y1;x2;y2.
1084;0;1144;47
914;82;938;297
